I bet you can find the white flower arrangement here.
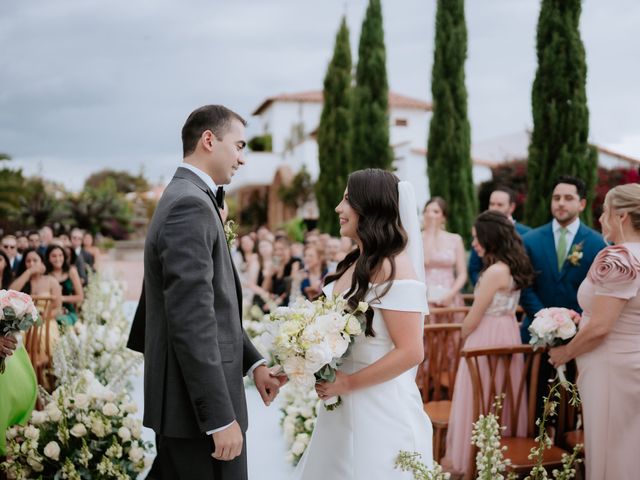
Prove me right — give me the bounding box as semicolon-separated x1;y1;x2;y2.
52;271;142;391
0;289;41;373
269;295;368;409
1;370;152;479
278;382;321;466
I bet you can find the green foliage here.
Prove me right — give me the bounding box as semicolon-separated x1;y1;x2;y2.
316;17;353;236
17;177;66;229
65;178;133;239
84;169;149;194
278;166;314;209
248;134;273;152
281;217;306;243
524;0;597;227
0;155;25;231
351;0;393;172
239;190;268;230
426;0;477;241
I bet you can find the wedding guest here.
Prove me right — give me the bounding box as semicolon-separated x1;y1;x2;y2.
82;232;101;269
468;186;531;285
290;241;304;260
1;234;21;274
549;183;640;480
45;244;84;326
58;233;72;249
253;239;276;311
16;235;29;256
422;197;466;315
300;245;328;300
38;226;54;256
27;231;40;250
325;237;344;273
270;236;303;307
235;234;260;310
0;250;13;289
11;249;62;352
71;228;94;280
442;210;535;475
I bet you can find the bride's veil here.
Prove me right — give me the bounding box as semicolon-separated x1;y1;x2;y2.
397;181;426;286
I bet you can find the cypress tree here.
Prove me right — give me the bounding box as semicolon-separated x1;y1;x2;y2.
316;17;353;236
426;0;476;239
524;0;597;227
351;0;393;171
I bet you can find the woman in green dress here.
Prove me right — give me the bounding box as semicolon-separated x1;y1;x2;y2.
0;250;38;456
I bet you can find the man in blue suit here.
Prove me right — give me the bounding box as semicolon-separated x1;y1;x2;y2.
469;186;531;285
520;175;607;342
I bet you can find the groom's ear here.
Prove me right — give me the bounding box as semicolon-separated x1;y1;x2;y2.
201;130;216;152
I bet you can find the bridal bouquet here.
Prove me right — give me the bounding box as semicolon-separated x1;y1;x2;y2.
0;289;41;373
528;307;580;383
269;295;368;410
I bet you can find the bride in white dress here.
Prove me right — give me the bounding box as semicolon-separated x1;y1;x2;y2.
293;169;433;479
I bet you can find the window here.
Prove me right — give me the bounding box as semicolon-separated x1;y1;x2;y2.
394;118;408;127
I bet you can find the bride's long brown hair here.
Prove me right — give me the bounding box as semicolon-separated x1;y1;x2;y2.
324;169;407;336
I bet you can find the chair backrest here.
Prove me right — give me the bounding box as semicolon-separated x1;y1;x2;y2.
427;305;470;324
416;322;463;402
24;294;54;366
462;345;543;438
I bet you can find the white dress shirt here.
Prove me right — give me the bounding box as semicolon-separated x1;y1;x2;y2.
178;163;266;434
552;217;581;258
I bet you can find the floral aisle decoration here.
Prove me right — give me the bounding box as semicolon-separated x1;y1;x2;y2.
279;381;321;466
1;370;153;479
52;272;142;390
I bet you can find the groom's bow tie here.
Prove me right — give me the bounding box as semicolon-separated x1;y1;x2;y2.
215;186;225;209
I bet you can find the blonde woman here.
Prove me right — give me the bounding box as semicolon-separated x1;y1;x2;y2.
550;183;640;480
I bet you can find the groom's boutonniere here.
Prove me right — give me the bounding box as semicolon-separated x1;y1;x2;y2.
567;242;584;266
224;220;238;249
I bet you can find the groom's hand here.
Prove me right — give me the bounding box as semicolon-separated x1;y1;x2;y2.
254;365;284;406
212;420;243;461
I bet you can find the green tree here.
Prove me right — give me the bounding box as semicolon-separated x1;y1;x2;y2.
351;0;392;172
524;0;597;227
66;178;133;239
17;177;64;229
316;17;353;236
279;166;314;210
84;168;149;194
0;155;25;231
426;0;477;239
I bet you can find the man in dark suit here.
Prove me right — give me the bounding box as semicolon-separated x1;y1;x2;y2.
143;105;283;479
468;186;531;285
520;175;607;341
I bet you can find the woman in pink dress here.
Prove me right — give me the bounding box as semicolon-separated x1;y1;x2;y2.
550;183;640;480
422;197;467;320
442;211;535;475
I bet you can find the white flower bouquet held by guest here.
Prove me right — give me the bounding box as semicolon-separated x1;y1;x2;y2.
0;289;41;373
528;307;580;383
269;295;368;409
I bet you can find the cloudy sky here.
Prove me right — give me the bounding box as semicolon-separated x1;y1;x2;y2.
1;0;638;190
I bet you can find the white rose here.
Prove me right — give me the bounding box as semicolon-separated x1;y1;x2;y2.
70;423;87;438
357;301;369;313
557;320;577;340
24;425;39;441
304;418;315;431
291;439;306;456
299;405;313;418
326;333;349;358
74;394;90;410
26;457;44;472
118;426;131;441
316;312;347;334
305;343;333;372
30;410;48;425
128;445;144;463
6;291;31;316
123;402;138;414
102;403;119;416
344;315;362;336
91;419;107;437
6;427;18;440
43;441;61;461
531;314;556;337
45;405;62;422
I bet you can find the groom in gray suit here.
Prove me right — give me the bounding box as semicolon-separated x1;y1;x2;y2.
143;105;283;479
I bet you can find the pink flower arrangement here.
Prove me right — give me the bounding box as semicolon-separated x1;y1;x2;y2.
0;289;41;373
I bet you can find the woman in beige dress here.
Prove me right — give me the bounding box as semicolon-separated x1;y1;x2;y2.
550;183;640;480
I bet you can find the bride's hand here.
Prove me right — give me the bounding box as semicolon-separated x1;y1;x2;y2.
315;371;351;399
549;345;571;367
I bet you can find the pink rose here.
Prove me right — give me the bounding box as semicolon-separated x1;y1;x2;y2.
589;245;640;287
3;290;34;317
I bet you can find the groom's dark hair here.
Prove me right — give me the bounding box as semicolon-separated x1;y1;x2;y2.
553;175;587;199
181;105;247;157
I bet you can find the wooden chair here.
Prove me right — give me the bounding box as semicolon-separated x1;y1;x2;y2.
427;305;470;324
462;345;569;480
461;293;475;306
23;294;56;390
417;322;464;462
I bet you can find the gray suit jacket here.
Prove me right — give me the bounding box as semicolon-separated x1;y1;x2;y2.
143;167;262;438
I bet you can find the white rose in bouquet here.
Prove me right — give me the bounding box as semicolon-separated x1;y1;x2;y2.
43;441;61;461
23;425;39;441
74;393;90;410
70;423;88;438
30;411;48;426
102;402;119;416
326;333;350;358
305;343;334;372
118;426;132;441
